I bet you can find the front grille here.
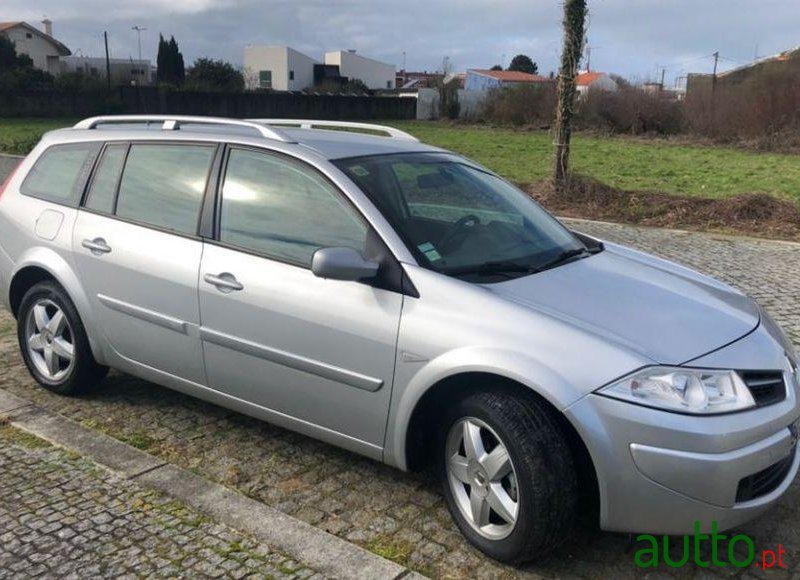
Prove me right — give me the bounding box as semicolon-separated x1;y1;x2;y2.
739;371;786;407
736;448;795;502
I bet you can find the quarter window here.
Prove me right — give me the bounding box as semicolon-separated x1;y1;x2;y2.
21;142;100;205
115;144;214;235
84;144;127;214
219;148;368;267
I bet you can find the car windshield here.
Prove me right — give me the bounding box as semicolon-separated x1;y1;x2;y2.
335;153;592;282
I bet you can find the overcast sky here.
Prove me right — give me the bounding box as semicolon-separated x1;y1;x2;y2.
5;0;798;85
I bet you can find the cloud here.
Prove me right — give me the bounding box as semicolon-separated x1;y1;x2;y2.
3;0;796;83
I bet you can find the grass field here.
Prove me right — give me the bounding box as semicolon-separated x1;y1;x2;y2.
390;122;800;204
2;118;799;204
0;118;78;155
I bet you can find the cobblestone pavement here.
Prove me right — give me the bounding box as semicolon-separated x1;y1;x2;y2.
0;424;322;579
0;220;799;579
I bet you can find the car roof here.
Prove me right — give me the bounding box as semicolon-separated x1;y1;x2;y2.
47;116;443;161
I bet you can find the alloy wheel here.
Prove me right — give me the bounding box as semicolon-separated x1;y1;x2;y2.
446;417;519;540
25;299;75;382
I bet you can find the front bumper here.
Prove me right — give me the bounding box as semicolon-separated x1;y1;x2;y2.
566;325;800;535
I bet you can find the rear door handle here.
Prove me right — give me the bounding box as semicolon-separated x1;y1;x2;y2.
81;238;112;255
203;272;244;293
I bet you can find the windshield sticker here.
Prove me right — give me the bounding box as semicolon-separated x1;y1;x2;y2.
418;242;442;262
349;165;370;177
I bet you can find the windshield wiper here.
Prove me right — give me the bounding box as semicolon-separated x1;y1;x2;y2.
529;248;591;273
443;260;534;278
443;248;593;280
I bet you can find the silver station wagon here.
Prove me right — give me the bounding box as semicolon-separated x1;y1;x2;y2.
1;116;798;563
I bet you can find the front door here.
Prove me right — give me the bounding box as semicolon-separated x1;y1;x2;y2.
198;147;403;451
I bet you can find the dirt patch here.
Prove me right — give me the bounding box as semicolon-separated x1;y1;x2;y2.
530;176;800;242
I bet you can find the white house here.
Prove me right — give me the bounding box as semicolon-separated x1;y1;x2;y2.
324;50;395;90
576;71;619;96
243;46;318;91
0;20;70;75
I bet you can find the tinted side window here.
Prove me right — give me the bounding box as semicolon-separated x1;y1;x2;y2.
220;149;367;267
116;144;214;235
21;142;100;205
84;144;127;214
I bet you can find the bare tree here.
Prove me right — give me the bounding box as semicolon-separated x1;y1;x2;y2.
553;0;588;187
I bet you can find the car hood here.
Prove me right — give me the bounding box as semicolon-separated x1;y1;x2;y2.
488;244;760;365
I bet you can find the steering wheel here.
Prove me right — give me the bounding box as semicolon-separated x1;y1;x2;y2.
437;214;482;253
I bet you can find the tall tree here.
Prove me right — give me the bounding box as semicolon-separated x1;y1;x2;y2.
508;54;538;75
156;34;185;86
553;0;587;186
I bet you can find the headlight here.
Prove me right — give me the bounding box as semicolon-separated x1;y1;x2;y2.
598;367;756;414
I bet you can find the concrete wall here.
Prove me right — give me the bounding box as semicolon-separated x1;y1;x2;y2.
415;88;487;120
244;46;318;91
2;25;62;75
325;51;395;90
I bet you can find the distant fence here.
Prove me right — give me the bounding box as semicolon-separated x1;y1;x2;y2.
0;87;417;120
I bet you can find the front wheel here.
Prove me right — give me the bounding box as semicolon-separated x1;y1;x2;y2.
439;390;578;563
17;281;108;395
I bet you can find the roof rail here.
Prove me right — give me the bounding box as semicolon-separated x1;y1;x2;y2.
73;115;294;143
247;119;419;142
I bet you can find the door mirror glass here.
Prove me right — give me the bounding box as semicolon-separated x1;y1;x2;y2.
311;247;379;282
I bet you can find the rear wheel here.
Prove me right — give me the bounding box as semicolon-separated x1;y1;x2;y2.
439;389;578;563
17;281;107;395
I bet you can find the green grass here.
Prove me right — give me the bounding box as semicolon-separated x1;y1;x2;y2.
0;118;78;155
389;122;800;204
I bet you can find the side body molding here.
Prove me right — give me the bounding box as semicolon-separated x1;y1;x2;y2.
199;327;384;392
97;294;188;334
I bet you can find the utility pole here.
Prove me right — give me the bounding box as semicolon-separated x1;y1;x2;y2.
660;67;666;90
103;31;111;92
586;46;591;72
132;25;146;62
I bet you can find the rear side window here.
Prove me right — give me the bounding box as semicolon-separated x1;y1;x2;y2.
21;142;100;205
115;144;214;236
84;144;127;214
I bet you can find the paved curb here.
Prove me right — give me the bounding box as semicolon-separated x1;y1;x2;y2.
0;388;417;580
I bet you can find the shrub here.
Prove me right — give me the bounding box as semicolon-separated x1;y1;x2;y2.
479;84;557;126
576;89;685;135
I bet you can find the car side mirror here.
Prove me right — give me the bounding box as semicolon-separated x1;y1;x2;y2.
311;247;380;282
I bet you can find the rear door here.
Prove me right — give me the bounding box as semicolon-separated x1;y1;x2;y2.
72;141;217;384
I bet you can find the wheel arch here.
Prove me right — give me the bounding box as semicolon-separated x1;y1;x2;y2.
9;249;107;365
389;355;599;520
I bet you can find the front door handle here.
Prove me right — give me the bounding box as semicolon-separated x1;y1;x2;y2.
203;272;244;293
81;238;112;255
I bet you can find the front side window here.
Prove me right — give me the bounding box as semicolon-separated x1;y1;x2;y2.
219;148;368;267
115;144;214;235
259;70;272;89
335;153;588;281
21;142;100;205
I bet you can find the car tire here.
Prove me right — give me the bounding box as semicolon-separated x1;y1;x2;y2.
17;281;108;395
438;389;578;563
